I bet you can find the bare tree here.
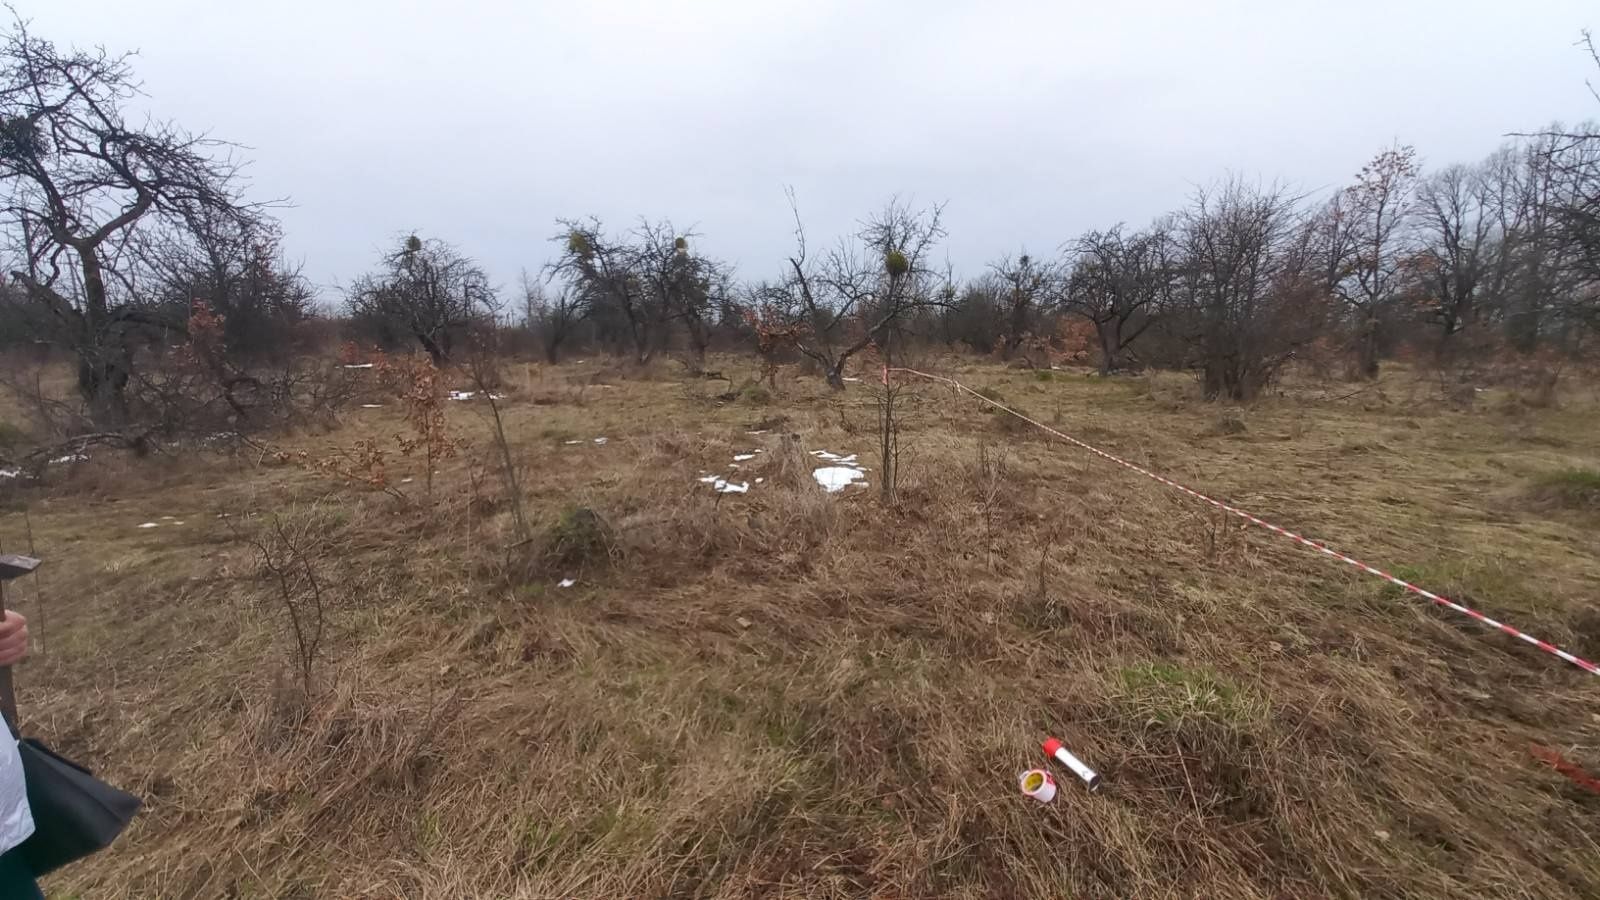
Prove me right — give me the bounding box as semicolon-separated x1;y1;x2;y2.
551;218;657;364
520;272;588;364
1175;179;1324;401
940;276;1005;353
630;220;726;369
149;213;313;361
0;14;264;423
1328;145;1419;378
1412;164;1496;350
989;251;1059;361
778;193;948;388
346;234;496;364
1063;224;1172;374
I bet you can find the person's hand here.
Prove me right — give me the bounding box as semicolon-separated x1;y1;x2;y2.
0;611;28;666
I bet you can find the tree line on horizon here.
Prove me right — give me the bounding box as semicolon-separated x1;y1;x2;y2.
3;13;1599;435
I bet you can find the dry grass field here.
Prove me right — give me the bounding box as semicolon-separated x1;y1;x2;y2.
3;353;1600;899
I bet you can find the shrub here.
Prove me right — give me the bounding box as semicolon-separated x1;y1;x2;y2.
546;506;615;567
1530;468;1600;511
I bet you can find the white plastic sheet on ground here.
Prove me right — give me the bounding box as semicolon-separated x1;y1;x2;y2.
809;449;868;493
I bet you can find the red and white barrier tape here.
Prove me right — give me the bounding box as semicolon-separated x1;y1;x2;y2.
888;366;1600;678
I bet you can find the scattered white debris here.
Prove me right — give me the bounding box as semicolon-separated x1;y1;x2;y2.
697;474;749;494
174;521;185;525
745;430;767;435
0;468;18;479
361;403;384;409
810;450;857;464
50;453;88;465
138;522;160;529
843;376;861;383
558;577;577;588
564;440;583;445
732;452;758;462
593;437;608;445
161;516;176;520
448;390;476;401
400;477;415;484
343;363;375;369
755;477;765;484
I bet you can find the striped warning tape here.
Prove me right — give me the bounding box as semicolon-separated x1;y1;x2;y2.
888;366;1600;678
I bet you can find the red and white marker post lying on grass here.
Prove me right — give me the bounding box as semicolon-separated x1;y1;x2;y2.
1043;736;1102;792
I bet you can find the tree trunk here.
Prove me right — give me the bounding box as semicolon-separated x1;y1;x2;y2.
1355;313;1380;380
72;246;136;425
78;352;131;425
1003;302;1028;360
1095;318;1122;376
824;361;846;390
416;331;448;365
632;324;652;365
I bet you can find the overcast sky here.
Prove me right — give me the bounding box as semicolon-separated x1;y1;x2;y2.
32;1;1600;301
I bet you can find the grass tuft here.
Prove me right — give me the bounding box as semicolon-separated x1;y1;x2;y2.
1118;661;1263;726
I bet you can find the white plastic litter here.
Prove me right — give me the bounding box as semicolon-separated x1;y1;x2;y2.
593;437;608;445
813;466;867;492
138;522;159;529
558;578;576;588
343;363;374;369
49;453;88;464
0;469;18;479
448;390;476;401
361;404;384;409
732;453;757;462
808;448;869;493
697;474;749;494
564;440;583;445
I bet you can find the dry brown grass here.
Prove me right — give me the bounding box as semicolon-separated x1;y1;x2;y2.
3;354;1600;898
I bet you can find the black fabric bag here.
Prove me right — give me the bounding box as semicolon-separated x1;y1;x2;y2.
7;724;141;877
